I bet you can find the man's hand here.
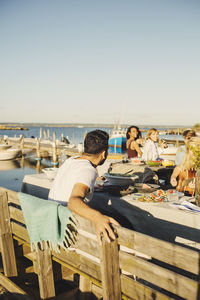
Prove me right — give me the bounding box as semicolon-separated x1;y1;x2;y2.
68;183;120;245
93;213;120;244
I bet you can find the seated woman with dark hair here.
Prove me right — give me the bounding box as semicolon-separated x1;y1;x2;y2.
126;126;143;158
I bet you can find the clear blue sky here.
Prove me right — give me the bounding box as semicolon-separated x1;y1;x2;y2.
0;0;199;126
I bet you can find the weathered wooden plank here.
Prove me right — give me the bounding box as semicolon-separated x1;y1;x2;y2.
11;222;30;242
74;231;99;258
119;251;198;300
0;191;18;277
116;225;200;275
36;247;55;299
75;214;96;234
79;276;92;300
53;250;102;285
121;275;173;300
9;206;26;225
0;272;31;299
100;238;121;300
0;187;19;205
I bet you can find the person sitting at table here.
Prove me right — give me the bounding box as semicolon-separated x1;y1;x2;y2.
126;126;143;158
170;137;199;195
48;130;120;244
175;129;196;166
142;128;167;162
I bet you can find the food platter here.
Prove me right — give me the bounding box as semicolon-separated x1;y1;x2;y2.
147;160;163;167
132;189;168;203
134;183;160;193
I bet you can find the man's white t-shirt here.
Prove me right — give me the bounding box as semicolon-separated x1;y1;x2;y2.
48;157;97;205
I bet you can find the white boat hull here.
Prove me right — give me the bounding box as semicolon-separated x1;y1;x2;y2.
0;149;21;161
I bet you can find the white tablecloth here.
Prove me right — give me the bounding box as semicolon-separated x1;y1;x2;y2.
21;173;200;249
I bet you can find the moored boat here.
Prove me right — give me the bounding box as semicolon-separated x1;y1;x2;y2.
0;148;22;161
108;126;126;154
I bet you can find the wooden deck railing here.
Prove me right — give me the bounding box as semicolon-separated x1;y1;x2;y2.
0;187;199;299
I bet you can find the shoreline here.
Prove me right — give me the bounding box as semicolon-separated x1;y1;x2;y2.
0;125;28;131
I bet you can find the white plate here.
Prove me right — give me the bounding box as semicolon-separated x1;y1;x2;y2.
105;173;138;186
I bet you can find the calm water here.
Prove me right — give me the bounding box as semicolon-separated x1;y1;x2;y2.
0;157;53;192
0;125;184;145
0;125;183;192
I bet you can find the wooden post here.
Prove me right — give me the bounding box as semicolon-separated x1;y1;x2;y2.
0;191;18;277
52;141;58;165
36;138;41;160
36;160;41;173
43;129;47;140
40;128;42;139
53;132;56;142
20;137;24;156
35;246;55;299
100;238;121;300
47;129;50;140
79;276;92;300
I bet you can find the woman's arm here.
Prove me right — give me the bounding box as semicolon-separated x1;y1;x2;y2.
130;140;143;157
126;138;134;149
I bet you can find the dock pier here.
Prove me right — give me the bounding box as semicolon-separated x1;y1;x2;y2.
7;137;80;164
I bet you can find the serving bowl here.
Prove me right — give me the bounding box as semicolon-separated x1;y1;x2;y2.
134;183;160;193
147;160;163;167
162;160;175;167
105;173;138;186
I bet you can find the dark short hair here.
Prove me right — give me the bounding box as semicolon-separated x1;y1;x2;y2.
84;130;109;154
183;129;196;139
126;126;141;140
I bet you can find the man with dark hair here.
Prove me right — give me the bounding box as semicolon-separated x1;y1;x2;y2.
49;130;119;244
175;129;196;166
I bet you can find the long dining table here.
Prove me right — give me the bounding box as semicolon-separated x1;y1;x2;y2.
21;173;200;249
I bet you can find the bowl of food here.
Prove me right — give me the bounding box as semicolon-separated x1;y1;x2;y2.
42;167;58;179
162;160;175;167
134;183;160;193
104;173;139;186
147;160;163;167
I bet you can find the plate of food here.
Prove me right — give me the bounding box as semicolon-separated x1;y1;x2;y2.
147;160;163;167
162;160;175;167
133;189;168;203
130;158;145;165
134;183;160;193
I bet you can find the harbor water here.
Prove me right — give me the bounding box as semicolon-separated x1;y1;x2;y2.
0;125;183;192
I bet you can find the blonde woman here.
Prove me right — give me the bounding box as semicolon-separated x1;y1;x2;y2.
142;128;167;162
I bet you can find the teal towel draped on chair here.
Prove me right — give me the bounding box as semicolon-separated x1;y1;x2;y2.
19;192;77;252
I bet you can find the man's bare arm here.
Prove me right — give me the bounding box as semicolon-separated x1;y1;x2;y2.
68;183;120;244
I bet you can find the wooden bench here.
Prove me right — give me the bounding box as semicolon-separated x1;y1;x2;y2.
0;187;200;299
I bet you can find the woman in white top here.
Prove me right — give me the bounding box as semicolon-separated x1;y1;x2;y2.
143;128;167;161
